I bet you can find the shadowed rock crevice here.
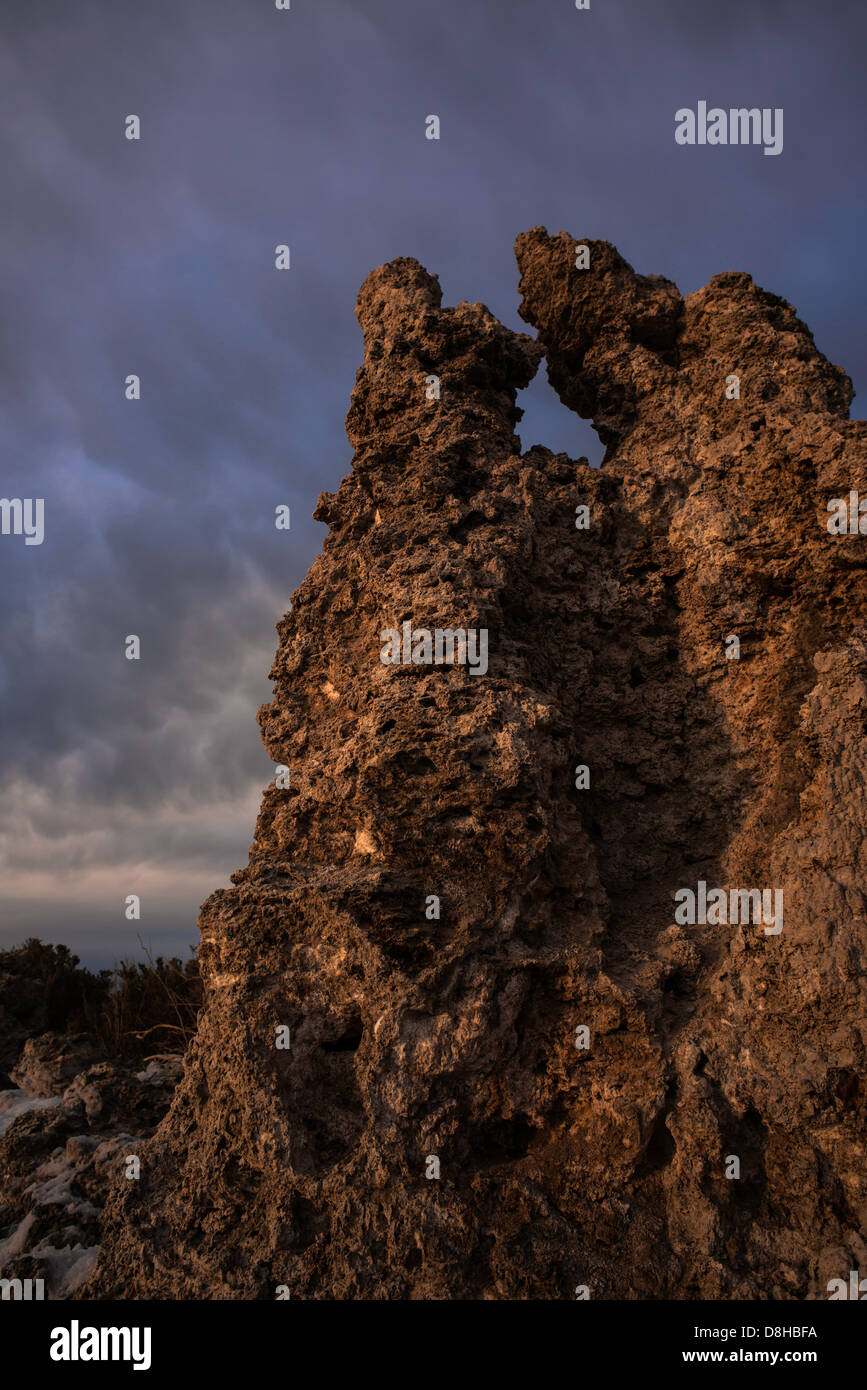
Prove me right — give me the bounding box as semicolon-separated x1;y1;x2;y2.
87;232;866;1301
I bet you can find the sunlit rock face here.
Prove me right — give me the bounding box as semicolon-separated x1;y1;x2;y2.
90;232;866;1300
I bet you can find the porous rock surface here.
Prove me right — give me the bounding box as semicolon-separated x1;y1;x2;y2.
0;1047;182;1297
11;1033;104;1099
89;232;866;1299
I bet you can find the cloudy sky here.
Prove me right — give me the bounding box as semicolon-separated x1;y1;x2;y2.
1;0;864;967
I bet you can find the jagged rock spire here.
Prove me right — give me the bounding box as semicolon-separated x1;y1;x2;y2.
90;234;867;1301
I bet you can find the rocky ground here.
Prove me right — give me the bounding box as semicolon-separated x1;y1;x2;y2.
0;952;183;1298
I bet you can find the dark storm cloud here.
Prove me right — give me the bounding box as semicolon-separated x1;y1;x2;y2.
1;0;864;961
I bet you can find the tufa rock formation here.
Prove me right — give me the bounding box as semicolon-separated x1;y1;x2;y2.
90;231;866;1299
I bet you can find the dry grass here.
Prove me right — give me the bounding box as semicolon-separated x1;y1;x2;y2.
0;937;202;1061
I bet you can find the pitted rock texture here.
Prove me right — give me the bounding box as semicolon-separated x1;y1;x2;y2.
0;1048;182;1298
89;233;866;1300
11;1033;104;1099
